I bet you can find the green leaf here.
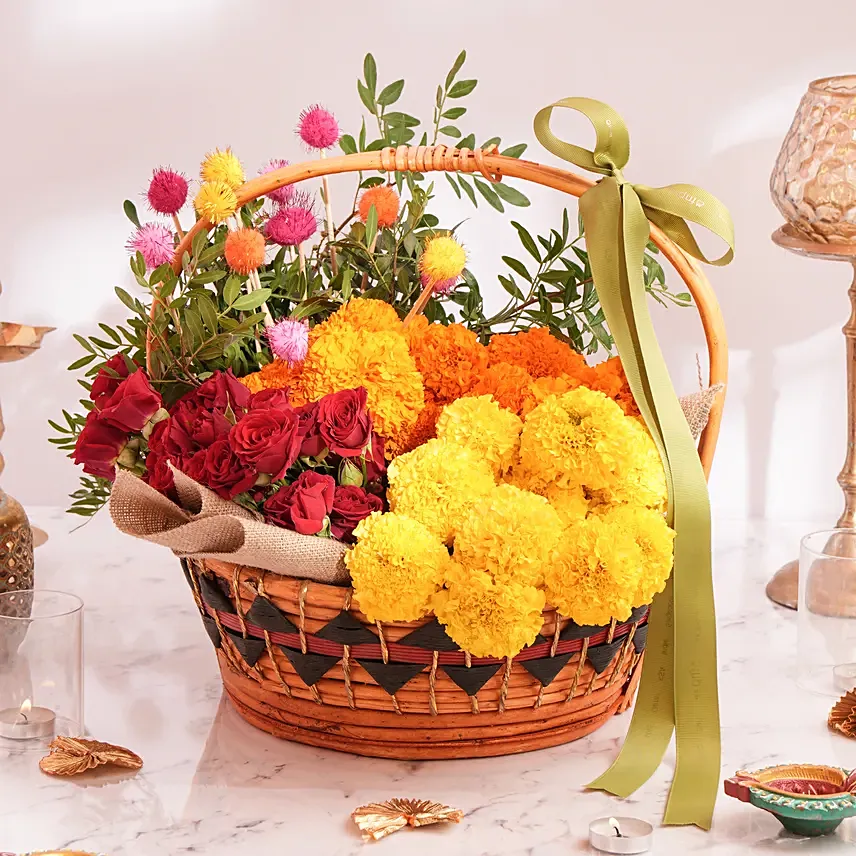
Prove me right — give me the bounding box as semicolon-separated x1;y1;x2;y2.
501;143;527;159
182;308;205;348
445;50;467;88
191;228;209;260
117;286;139;313
674;292;692;302
196;293;219;334
123;200;141;228
232;288;272;311
498;274;525;301
435;85;444;108
502;255;533;283
445;173;462;198
442;106;466;120
339;134;358;155
363;53;377;94
457;133;476;150
364;203;378;250
494;182;530;207
198;240;226;266
223;274;242;306
439;125;461;138
448;79;477;98
377;79;404;106
473;177;504;212
189;269;227;285
384;112;420;127
358;117;367;151
67;354;96;371
357;80;375;113
481;136;501;150
512;222;540;260
458;176;477;206
98;323;122;344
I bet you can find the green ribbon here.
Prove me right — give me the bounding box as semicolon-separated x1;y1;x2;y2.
533;98;734;830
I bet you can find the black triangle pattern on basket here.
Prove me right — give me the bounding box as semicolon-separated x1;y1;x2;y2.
224;629;267;667
316;611;378;646
629;604;649;623
442;663;504;696
520;652;574;687
528;634;548;647
358;660;425;695
587;638;626;674
180;558;195;595
280;647;340;686
560;621;605;641
633;624;649;654
198;574;237;615
200;614;222;649
398;618;460;651
245;596;298;634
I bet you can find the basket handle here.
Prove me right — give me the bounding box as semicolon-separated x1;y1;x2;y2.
156;146;727;476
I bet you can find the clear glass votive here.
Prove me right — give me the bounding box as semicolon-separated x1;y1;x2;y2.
798;530;856;696
0;590;83;750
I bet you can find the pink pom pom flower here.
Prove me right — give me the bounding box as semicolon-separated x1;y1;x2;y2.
258;159;295;206
126;223;175;269
267;318;309;365
146;167;188;216
296;104;340;150
264;193;318;247
421;272;458;295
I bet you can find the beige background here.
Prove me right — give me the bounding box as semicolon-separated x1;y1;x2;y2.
0;0;853;524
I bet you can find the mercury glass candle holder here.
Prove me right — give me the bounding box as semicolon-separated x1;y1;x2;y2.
771;75;856;244
0;590;83;750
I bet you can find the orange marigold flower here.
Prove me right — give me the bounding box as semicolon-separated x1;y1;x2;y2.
388;394;442;457
239;360;306;404
521;374;584;417
408;321;488;403
224;228;266;275
467;362;535;416
487;327;597;382
592;356;640;417
358;185;400;229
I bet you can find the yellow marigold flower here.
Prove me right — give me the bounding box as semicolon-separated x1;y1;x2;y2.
544;515;643;625
299;324;424;450
543;481;590;526
408;321;488;403
487;327;598;381
455;484;562;588
419;234;466;284
593;504;675;606
432;563;546;658
201;147;245;189
435;395;522;476
194;180;238;224
388;438;495;544
346;512;450;622
519;387;639;492
314;297;403;337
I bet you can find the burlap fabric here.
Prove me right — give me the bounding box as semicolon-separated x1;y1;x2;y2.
108;386;722;584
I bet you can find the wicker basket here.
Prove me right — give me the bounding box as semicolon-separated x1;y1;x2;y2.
165;144;727;759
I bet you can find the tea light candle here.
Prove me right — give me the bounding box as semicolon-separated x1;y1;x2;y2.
0;698;55;740
589;816;653;854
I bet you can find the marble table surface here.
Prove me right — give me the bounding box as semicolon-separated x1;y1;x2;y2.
3;508;856;855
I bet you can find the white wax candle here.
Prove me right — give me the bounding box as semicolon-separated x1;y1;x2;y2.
0;699;56;740
589;816;653;854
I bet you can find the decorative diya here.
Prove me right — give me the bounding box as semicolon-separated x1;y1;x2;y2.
725;764;856;836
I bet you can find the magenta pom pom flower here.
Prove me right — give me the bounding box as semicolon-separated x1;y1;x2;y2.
296;104;340;150
267;318;309;365
265;193;318;246
146;167;188;216
259;159;295;206
126;223;175;269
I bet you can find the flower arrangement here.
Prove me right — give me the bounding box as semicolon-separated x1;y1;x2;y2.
52;51;691;663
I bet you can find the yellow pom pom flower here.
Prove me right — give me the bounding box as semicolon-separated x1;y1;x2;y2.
346;512;451;622
593;504;675;606
419;234;466;284
432;562;546;658
519;387;642;493
455;484;562;587
435;395;522;476
194;181;238;224
388;438;495;544
544;516;644;626
201;147;245;189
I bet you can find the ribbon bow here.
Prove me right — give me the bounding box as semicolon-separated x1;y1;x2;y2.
534;97;734;831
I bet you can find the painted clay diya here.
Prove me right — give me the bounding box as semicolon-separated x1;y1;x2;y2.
725;764;856;836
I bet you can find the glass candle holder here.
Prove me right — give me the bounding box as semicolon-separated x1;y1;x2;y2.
798;530;856;696
0;590;83;750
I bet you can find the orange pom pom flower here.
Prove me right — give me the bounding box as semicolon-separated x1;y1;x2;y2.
224;228;266;275
358;185;400;229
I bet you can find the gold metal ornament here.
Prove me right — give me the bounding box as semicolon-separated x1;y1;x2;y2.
39;735;143;777
351;798;464;841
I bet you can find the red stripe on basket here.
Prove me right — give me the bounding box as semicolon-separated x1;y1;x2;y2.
205;605;648;666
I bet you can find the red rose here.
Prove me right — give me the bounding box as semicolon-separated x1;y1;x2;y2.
365;434;387;481
229;408;301;478
330;485;383;542
90;354;132;409
295;401;325;457
72;411;127;481
317;387;372;458
181;448;209;484
195;369;250;413
249;388;292;411
98;370;163;434
201;438;257;499
263;471;335;535
144;450;176;498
